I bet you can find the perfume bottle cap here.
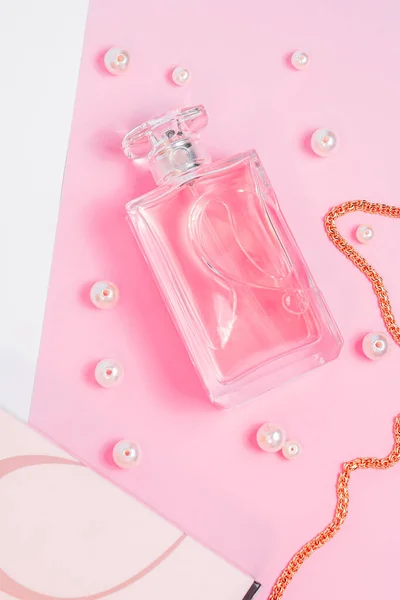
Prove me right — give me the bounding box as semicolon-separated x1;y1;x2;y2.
122;105;210;184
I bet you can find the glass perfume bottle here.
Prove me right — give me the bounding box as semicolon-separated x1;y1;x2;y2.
123;106;342;408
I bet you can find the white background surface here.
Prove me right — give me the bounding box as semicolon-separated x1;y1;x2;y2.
0;0;89;421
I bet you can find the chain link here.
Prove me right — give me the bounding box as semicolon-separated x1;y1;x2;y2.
267;201;400;600
325;200;400;343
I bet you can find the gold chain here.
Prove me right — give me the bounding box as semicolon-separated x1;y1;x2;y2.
325;200;400;343
268;200;400;600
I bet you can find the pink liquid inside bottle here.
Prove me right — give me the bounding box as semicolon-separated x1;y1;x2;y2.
123;106;342;407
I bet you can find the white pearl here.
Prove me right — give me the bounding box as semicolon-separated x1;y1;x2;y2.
257;423;286;453
291;51;310;70
90;281;119;309
311;129;338;157
172;66;191;86
104;48;130;75
362;332;390;360
95;359;124;387
356;224;374;244
113;440;140;468
282;440;302;460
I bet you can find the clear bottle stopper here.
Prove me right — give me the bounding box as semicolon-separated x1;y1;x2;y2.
122;105;210;184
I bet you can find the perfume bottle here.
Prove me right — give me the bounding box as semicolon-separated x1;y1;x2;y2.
123;106;342;408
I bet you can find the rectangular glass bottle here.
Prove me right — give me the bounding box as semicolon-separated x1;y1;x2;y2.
123;106;342;408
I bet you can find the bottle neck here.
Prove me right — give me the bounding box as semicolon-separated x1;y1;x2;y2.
149;134;210;185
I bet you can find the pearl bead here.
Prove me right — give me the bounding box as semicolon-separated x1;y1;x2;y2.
172;66;190;86
356;224;374;244
257;423;286;453
311;129;338;157
362;332;390;360
113;440;140;468
95;359;124;387
291;51;310;70
104;48;130;75
282;440;302;460
90;281;119;309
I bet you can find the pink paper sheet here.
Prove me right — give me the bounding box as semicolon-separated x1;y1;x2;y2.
30;0;400;597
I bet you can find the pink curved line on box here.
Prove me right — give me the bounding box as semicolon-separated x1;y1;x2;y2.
0;455;81;478
0;454;187;600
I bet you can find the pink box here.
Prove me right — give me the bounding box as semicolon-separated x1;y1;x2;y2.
0;410;260;600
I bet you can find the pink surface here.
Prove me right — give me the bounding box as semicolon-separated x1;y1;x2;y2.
31;0;400;598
